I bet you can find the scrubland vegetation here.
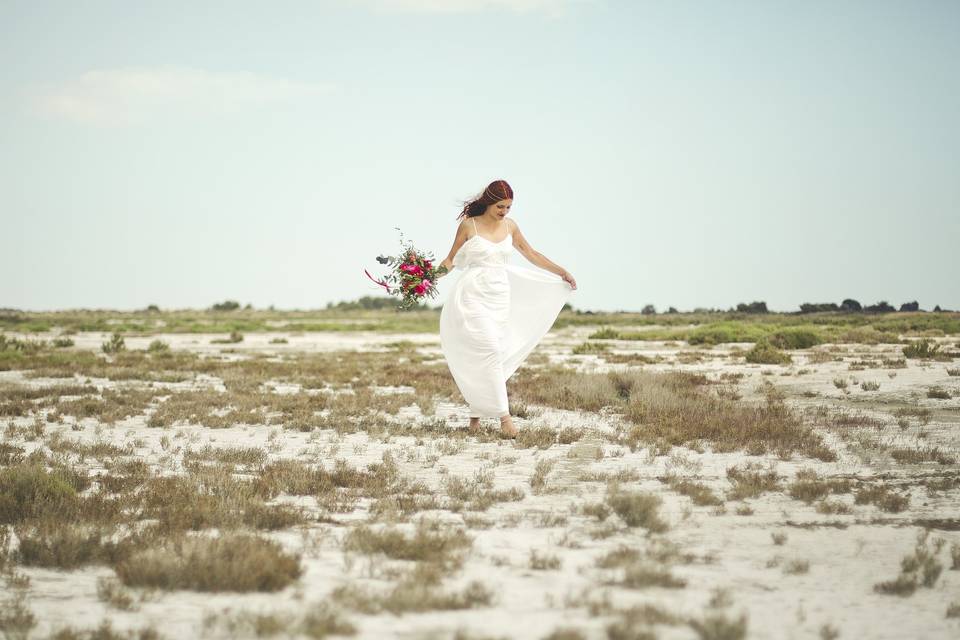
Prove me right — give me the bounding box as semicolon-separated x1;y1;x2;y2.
0;305;958;638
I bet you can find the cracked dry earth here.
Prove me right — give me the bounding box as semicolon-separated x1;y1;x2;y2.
1;327;959;640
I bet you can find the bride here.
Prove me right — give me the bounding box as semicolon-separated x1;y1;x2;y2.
435;180;577;438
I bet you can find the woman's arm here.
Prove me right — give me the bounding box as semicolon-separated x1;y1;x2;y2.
436;220;470;279
509;220;577;289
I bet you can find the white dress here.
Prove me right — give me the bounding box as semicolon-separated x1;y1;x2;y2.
439;217;575;418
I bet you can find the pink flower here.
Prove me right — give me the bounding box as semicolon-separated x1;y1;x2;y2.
413;283;426;295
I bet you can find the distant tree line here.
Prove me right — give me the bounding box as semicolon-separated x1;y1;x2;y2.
797;299;949;313
131;297;950;314
631;299;951;314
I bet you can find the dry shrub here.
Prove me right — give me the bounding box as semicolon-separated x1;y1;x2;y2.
45;432;135;460
890;447;956;465
0;443;25;466
605;490;668;533
255;453;401;500
726;463;780;500
515;368;830;459
139;466;305;532
332;564;493;615
689;611;748;640
0;463;86;524
343;519;471;569
874;531;944;596
55;388;161;425
529;549;562;571
514;426;557;450
787;469;852;504
116;533;302;592
855;484;910;513
14;521;131;569
618;564;686;589
663;476;723;507
183;445;267;468
530;458;558;495
206;604;355;639
558;426;586;444
444;468;525;512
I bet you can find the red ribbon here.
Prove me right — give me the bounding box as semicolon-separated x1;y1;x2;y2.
364;269;392;293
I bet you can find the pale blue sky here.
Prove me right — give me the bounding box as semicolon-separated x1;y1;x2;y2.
2;0;958;312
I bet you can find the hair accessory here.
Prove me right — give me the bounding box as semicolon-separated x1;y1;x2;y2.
484;181;509;201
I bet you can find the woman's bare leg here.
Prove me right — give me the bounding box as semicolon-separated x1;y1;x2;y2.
500;414;517;438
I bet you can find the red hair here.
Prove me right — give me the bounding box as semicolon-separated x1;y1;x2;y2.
456;179;514;220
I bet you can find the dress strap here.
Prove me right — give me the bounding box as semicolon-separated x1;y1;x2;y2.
471;217;478;239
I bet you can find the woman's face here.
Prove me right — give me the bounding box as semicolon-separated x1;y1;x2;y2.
484;199;512;220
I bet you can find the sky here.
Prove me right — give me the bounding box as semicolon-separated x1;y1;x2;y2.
2;0;958;313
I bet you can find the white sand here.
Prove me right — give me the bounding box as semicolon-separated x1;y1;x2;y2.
2;327;959;639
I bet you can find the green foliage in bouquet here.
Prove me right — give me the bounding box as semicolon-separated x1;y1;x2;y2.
366;228;449;311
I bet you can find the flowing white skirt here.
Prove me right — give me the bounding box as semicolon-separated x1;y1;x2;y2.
439;263;574;418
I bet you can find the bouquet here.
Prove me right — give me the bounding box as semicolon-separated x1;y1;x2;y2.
364;227;449;311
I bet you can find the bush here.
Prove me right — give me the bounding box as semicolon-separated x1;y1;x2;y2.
606;491;667;532
903;339;941;359
799;302;839;313
840;299;862;312
864;301;896;313
744;342;792;365
768;328;824;350
0;465;81;524
588;326;620;339
15;522;124;569
147;340;170;353
115;534;302;592
325;296;397;311
101;332;125;354
686;322;768;346
210;300;241;312
735;301;768;314
211;331;243;344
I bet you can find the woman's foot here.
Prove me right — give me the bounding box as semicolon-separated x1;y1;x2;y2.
469;417;481;433
500;414;518;439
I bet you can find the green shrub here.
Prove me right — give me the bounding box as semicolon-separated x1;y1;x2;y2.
768;327;824;350
211;300;241;312
744;342;792;365
686;323;768;346
101;332;126;354
147;340;170;353
903;339;941;359
0;464;81;524
589;327;620;339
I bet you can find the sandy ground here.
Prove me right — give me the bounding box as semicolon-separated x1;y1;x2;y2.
2;326;959;639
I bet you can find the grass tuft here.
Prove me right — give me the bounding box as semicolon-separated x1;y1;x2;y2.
606;490;668;533
115;533;302;592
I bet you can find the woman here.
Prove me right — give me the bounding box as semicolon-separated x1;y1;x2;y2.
435;179;577;438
